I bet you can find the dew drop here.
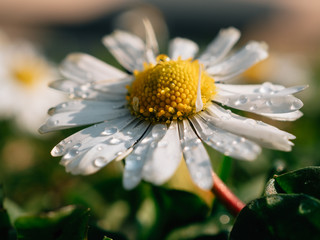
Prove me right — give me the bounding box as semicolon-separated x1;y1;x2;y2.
219;214;230;224
151;124;167;139
249;104;257;111
73;143;81;149
61;103;67;108
108;137;122;145
52;144;64;155
101;127;118;136
298;202;314;215
235;95;248;105
158;141;168;147
183;146;190;152
290;99;301;110
259;82;274;94
244;119;256;125
97;146;103;151
265;100;273;106
94;157;107;167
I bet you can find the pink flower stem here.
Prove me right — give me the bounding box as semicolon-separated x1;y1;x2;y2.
211;171;245;217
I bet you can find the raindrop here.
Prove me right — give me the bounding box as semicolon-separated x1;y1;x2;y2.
52;144;64;155
235;95;248;105
101;127;118;136
183;146;190;152
94;157;107;167
152;124;167;139
64;148;79;159
158;141;168;147
290;99;301;110
108;137;122;145
265;100;273;106
298;202;313;215
61;103;67;108
244;119;256;125
219;214;230;224
259;82;273;94
249;104;257;111
73;143;81;149
81;92;89;99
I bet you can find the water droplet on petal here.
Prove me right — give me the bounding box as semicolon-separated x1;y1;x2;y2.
94;157;107;167
249;104;257;111
108;137;122;145
244;119;256;125
151;124;167;139
101;127;118;136
265;100;273;106
235;95;248;105
52;144;64;155
158;141;168;147
290;99;301;110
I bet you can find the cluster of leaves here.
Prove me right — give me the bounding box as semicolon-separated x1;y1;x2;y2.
1;167;319;240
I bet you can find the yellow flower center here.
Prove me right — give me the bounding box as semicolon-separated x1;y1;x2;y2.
11;58;49;88
127;54;216;123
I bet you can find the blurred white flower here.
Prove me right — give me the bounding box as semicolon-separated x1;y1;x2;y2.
40;21;306;190
0;34;65;135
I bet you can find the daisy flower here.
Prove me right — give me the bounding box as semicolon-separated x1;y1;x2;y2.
0;35;65;135
40;20;305;190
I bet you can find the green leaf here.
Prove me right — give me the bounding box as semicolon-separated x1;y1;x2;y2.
15;205;90;240
274;166;320;199
0;184;15;240
149;187;211;240
230;194;320;240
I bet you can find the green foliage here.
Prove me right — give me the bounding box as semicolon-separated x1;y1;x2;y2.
15;205;90;240
0;185;15;240
231;167;320;240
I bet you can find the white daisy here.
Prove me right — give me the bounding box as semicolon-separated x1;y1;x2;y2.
40;20;306;190
0;36;65;135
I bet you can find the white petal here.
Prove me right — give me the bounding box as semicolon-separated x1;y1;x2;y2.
60;53;127;83
103;30;145;72
142;121;182;185
199;27;240;65
216;82;306;96
178;119;213;190
207;41;268;81
214;82;304;114
49;79;128;101
169;37;199;60
63;119;149;175
260;110;303;121
48;100;126;115
51;115;135;157
143;18;158;64
39;105;130;133
122;126;154;190
190;115;261;161
195;65;203;112
205;104;295;151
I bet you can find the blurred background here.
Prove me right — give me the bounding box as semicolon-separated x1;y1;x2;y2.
0;0;319;239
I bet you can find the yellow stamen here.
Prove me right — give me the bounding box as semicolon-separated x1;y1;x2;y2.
127;54;216;122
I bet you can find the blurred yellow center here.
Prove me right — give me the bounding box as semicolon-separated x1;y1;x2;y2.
127;54;216;123
13;68;37;86
12;58;49;87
